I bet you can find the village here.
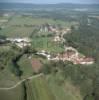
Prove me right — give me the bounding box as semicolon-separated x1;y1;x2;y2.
36;46;94;65
34;24;94;65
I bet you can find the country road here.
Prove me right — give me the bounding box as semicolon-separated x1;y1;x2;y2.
0;73;43;90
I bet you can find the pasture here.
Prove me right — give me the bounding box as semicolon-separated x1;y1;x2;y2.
0;83;24;100
32;37;64;53
0;15;76;37
26;74;56;100
17;54;33;79
47;72;83;100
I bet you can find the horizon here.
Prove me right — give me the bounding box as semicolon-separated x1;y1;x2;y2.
0;0;99;4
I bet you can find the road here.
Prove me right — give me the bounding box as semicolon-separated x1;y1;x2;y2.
0;73;43;90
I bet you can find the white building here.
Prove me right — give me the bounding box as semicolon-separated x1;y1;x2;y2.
6;37;31;48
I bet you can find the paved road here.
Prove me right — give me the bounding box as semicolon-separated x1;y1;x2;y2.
0;73;43;90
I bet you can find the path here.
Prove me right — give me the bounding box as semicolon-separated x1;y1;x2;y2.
0;73;43;90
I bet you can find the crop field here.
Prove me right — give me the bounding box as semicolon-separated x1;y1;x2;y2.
0;45;11;52
0;69;20;87
0;15;76;37
0;83;24;100
0;26;34;37
25;75;56;100
32;37;64;53
0;16;9;26
47;72;83;100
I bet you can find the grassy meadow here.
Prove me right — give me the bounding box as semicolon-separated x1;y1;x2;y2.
32;37;64;53
47;72;83;100
26;75;56;100
0;83;24;100
0;15;75;37
17;54;33;79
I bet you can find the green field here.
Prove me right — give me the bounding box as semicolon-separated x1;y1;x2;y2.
26;74;56;100
47;72;83;100
0;16;9;26
0;69;19;87
0;74;55;100
0;84;24;100
0;45;20;87
32;37;64;53
18;54;33;79
0;15;76;37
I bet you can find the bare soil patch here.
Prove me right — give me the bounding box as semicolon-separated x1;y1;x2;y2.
31;58;42;73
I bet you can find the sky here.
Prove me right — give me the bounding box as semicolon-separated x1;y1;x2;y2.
0;0;99;4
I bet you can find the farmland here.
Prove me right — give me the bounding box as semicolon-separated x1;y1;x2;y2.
26;74;55;100
0;74;56;100
0;2;99;100
32;37;64;53
0;15;76;37
47;72;82;100
0;84;24;100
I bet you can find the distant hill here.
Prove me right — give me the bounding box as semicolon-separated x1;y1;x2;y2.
0;3;99;10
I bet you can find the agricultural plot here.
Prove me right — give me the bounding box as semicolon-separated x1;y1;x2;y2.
0;26;34;37
32;37;64;53
0;84;24;100
47;73;83;100
0;69;19;87
0;15;75;37
0;16;9;26
26;74;56;100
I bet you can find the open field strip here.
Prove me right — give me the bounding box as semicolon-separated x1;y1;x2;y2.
0;73;43;90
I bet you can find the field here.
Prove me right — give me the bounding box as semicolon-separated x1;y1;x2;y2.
47;72;83;100
0;45;11;52
0;16;9;26
17;54;33;79
0;68;19;87
32;37;64;53
0;3;98;100
0;15;76;37
0;74;56;100
0;45;20;87
25;74;56;100
0;84;24;100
